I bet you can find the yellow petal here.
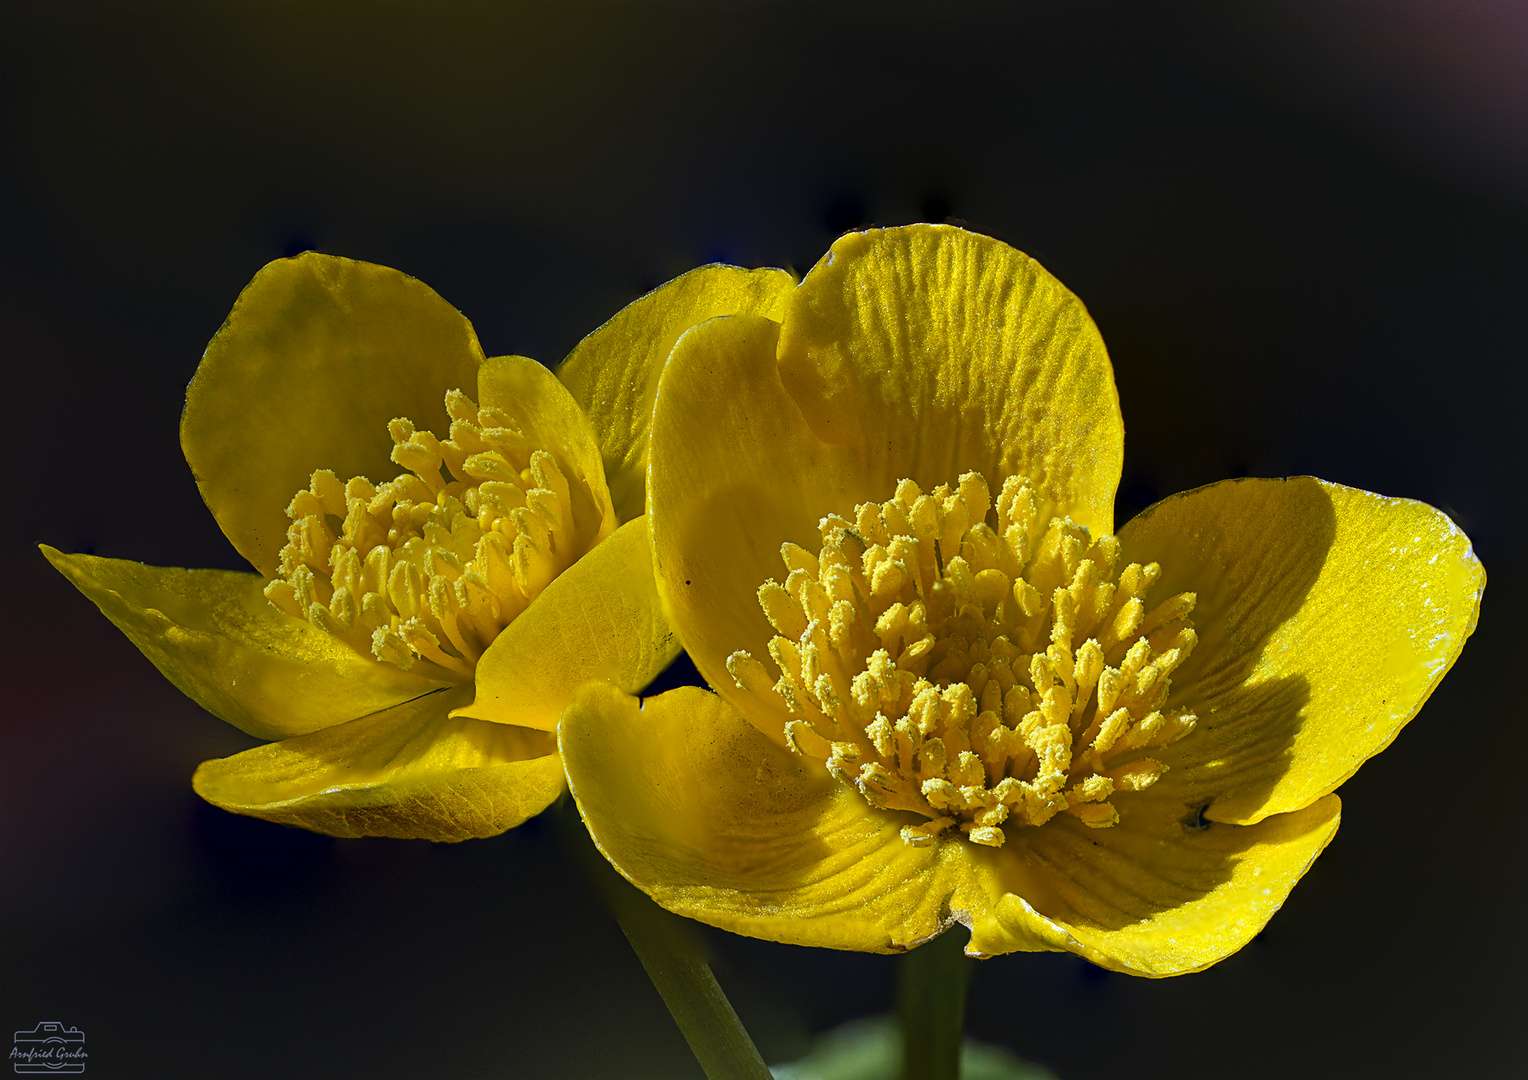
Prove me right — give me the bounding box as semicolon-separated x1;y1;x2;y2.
476;354;617;551
193;685;563;841
647;314;876;742
557;264;796;523
1118;477;1485;824
42;546;441;740
560;683;1011;953
182;253;484;578
965;889;1091;961
777;225;1124;537
980;792;1341;976
454;516;680;731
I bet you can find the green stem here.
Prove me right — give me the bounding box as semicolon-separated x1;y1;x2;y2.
898;929;972;1080
558;798;772;1080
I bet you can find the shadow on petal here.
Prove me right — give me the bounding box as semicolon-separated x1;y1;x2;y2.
1119;476;1338;824
1122;476;1482;827
1164;674;1313;825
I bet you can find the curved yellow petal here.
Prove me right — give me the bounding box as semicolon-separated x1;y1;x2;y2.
1118;477;1485;824
42;546;442;740
777;225;1124;537
193;685;563;841
557;264;796;522
984;792;1341;976
965;890;1092;961
647;314;877;742
182;253;485;577
476;354;617;551
454;516;680;731
560;683;1014;953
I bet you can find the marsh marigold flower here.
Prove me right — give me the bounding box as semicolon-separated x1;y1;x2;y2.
45;253;794;841
559;225;1484;974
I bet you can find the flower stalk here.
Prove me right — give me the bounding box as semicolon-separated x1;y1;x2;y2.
899;929;972;1080
559;799;771;1080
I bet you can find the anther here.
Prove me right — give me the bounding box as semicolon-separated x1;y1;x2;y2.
264;388;597;680
734;471;1198;848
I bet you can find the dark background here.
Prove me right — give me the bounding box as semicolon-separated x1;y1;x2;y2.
3;2;1524;1077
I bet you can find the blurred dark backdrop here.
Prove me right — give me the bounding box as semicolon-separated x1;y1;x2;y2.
2;2;1524;1077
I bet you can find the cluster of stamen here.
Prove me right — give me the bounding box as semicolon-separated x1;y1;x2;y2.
264;389;584;679
726;473;1198;848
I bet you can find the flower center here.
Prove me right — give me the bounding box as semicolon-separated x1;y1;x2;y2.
726;472;1199;848
264;388;585;680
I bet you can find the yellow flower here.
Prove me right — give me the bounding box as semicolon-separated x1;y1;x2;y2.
559;224;1485;975
44;252;793;841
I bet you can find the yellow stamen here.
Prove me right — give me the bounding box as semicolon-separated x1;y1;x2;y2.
731;472;1198;848
264;389;587;680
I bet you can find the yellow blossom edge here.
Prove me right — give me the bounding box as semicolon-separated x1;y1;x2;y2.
560;682;1343;973
647;313;877;745
193;685;564;841
183;252;485;579
1118;476;1485;825
777;224;1124;539
558;263;796;524
41;545;441;740
973;790;1341;975
561;683;986;952
454;515;680;731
